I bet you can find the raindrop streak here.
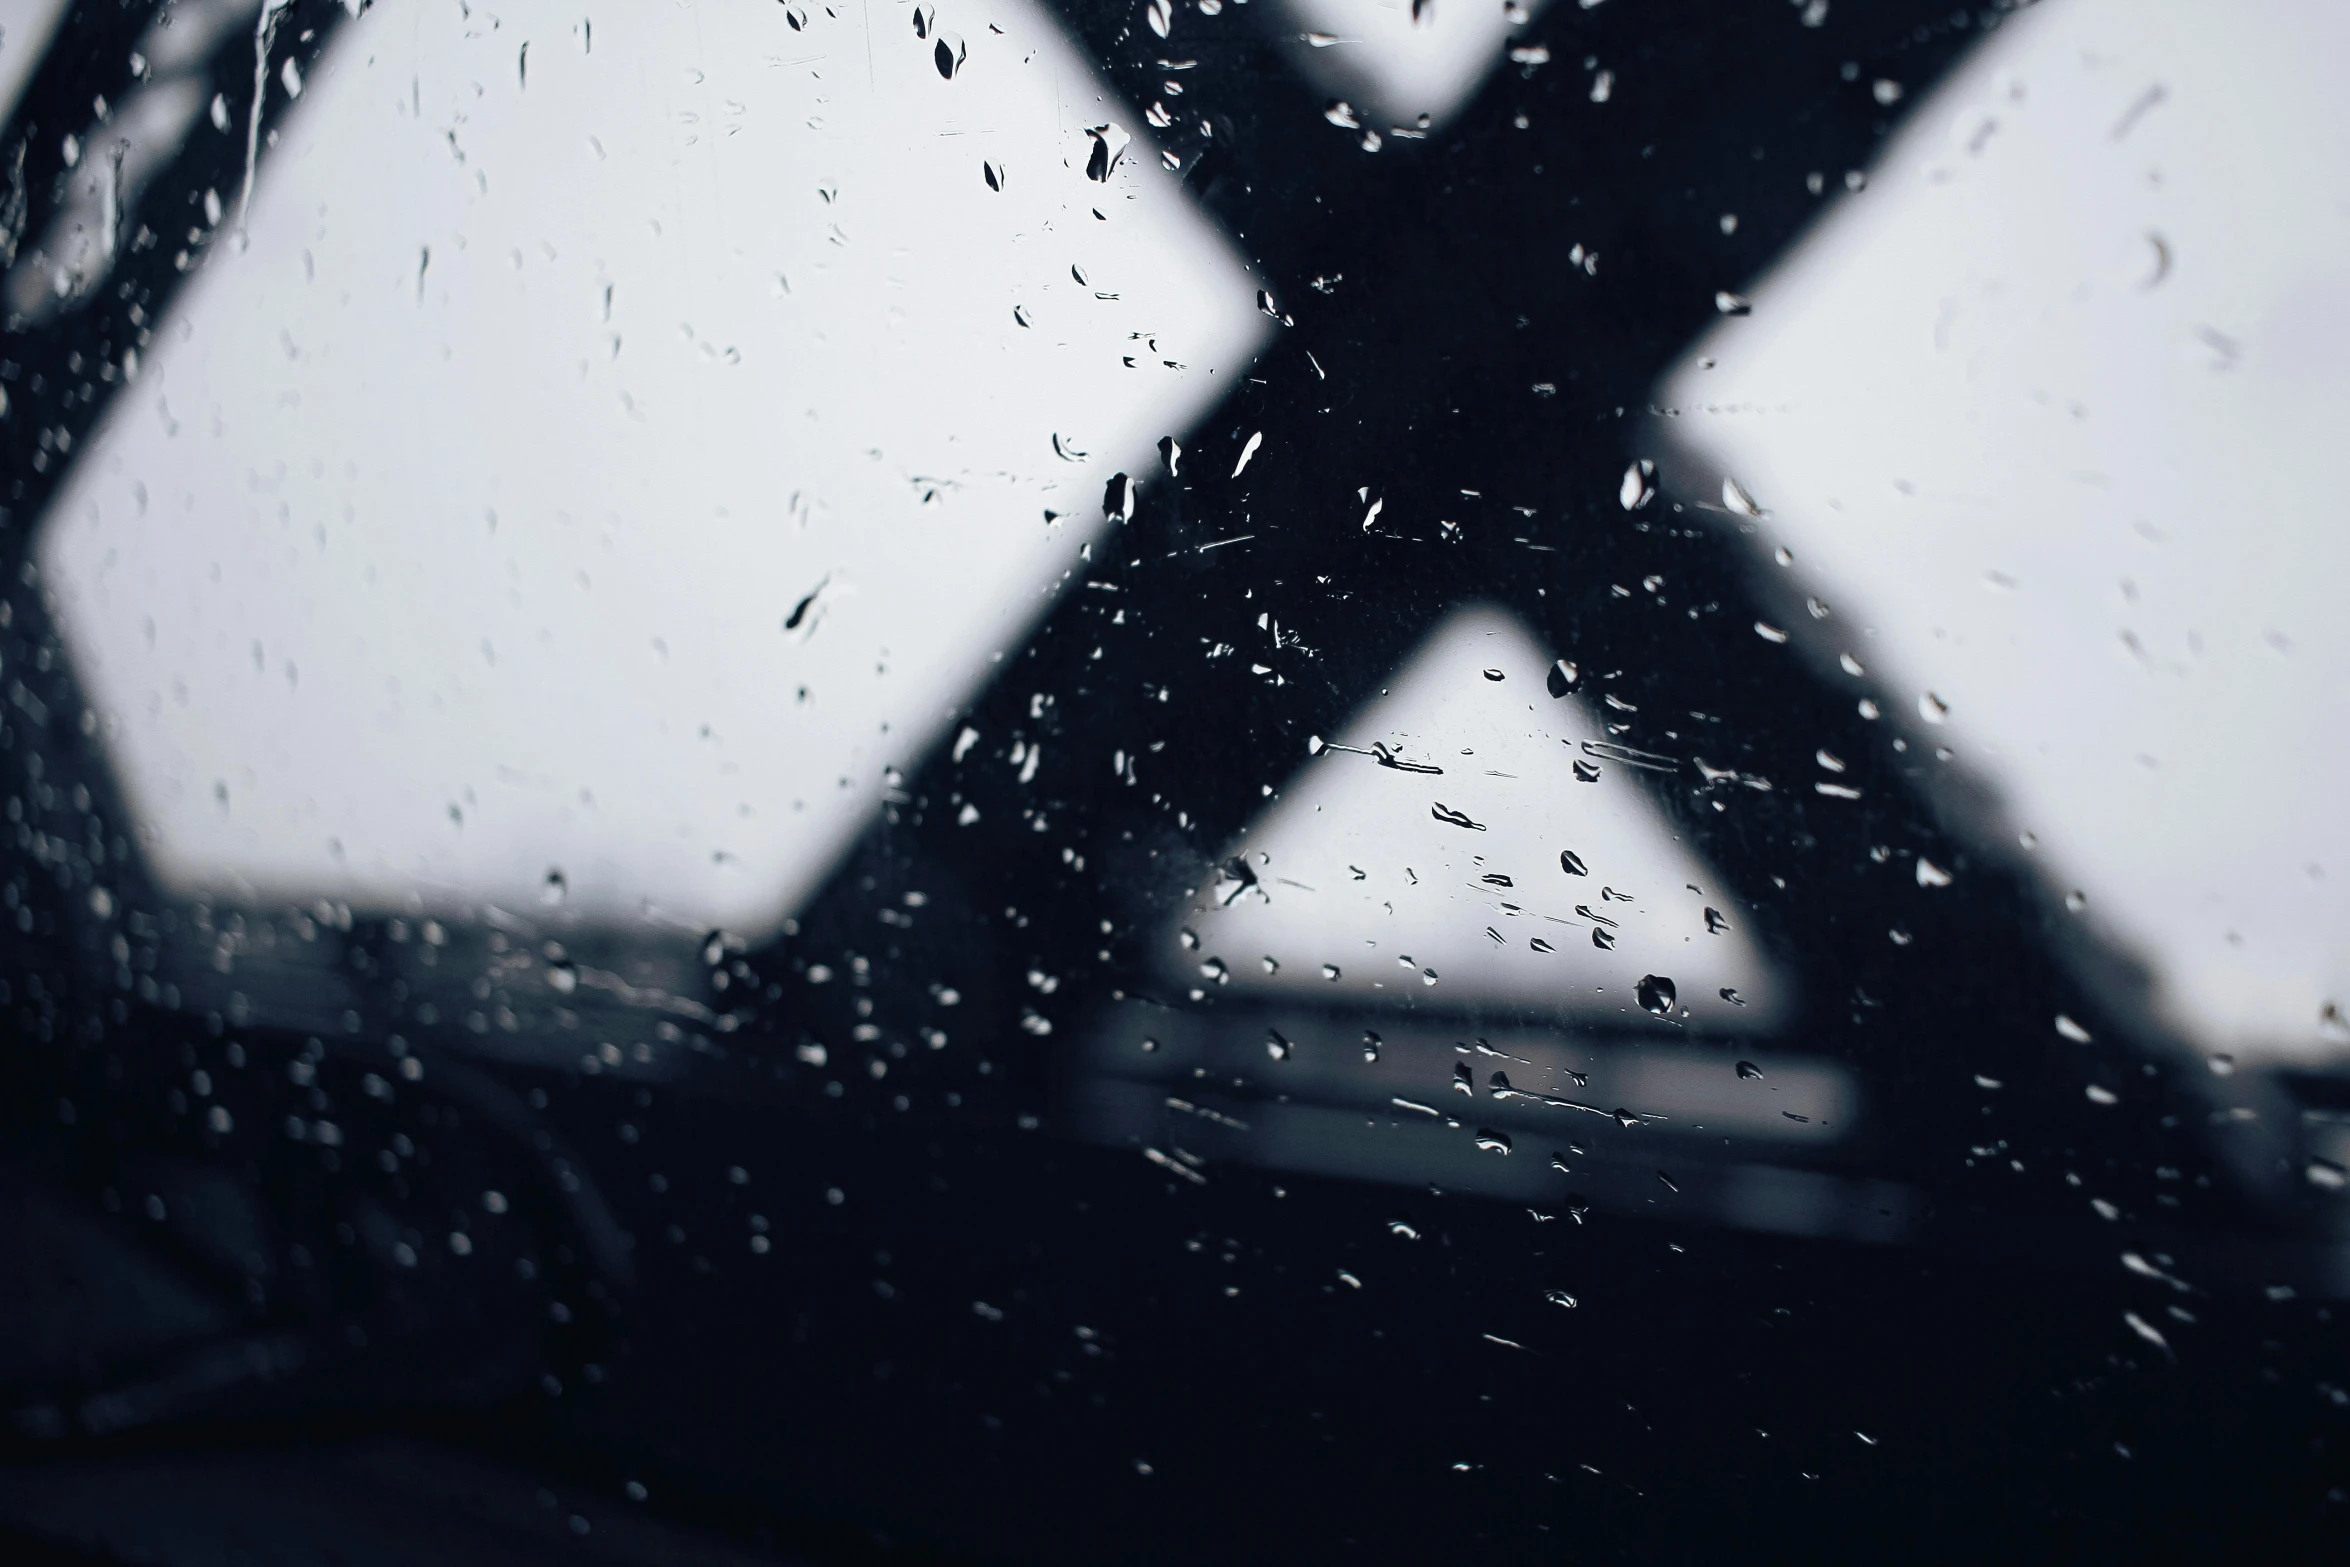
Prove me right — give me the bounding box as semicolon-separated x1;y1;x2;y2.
1230;430;1264;477
238;0;296;240
1430;803;1486;831
1372;743;1442;775
783;576;828;631
1636;975;1677;1017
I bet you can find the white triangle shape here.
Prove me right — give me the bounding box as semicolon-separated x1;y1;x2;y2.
1165;604;1787;1030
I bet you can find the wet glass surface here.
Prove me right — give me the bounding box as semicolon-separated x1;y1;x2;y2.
1;1;2347;1561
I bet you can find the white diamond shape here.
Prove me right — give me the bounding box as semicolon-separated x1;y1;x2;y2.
1166;604;1786;1029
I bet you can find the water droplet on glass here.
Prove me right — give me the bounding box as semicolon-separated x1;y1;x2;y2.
912;5;935;37
1735;1060;1764;1080
1199;956;1229;984
1591;927;1615;951
1714;291;1752;316
1474;1130;1514;1154
1431;802;1486;831
2055;1014;2092;1043
1721;477;1764;517
1529;938;1555;954
1084;123;1131;180
1362;1030;1383;1062
1619;459;1656;510
1453;1062;1475;1094
1324;100;1360;129
983;159;1007;191
1545;1288;1579;1309
1257;288;1280;317
1266;1029;1293;1061
1389;1220;1420;1239
1323;963;1342;981
1103;472;1135;524
2308;1157;2348;1192
1230;429;1263;477
1158;435;1182;475
1636;975;1677;1017
1559;849;1589;877
548;961;579;996
1546;658;1582;697
541;868;568;906
1482;667;1505;682
1918;691;1951;724
1915;858;1952;888
934;34;967;79
1703;907;1730;933
1721;987;1747;1006
1146;0;1174;38
1573;760;1603;783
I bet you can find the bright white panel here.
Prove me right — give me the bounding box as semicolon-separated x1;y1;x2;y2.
1662;0;2350;1065
1165;604;1785;1029
39;0;1267;935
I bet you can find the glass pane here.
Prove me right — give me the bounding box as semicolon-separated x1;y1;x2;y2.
2;0;2345;1559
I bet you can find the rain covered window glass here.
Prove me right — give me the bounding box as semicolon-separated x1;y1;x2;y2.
0;0;2345;1561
